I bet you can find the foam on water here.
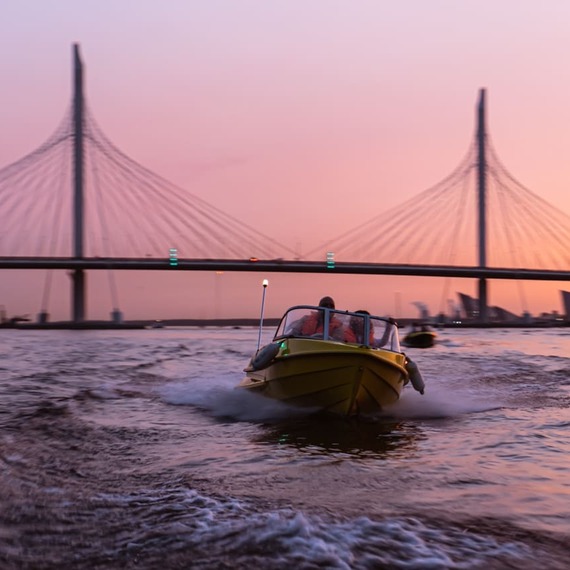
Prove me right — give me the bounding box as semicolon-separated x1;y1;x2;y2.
386;387;501;419
92;487;532;569
160;378;312;422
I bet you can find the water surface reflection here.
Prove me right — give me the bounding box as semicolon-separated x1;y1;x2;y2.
254;415;424;460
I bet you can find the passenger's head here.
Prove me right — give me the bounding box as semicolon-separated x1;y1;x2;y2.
318;296;335;309
351;310;372;339
351;310;368;326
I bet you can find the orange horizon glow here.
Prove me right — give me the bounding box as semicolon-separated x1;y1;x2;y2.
1;2;569;321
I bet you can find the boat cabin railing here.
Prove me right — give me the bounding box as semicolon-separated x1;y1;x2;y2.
273;305;401;352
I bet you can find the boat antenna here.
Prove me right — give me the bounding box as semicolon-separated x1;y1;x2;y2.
256;279;269;351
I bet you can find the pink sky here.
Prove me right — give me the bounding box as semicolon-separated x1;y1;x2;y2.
1;1;569;321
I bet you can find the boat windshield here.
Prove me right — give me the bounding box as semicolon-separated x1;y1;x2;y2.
274;306;401;351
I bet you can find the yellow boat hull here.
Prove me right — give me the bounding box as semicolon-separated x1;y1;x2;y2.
238;338;409;416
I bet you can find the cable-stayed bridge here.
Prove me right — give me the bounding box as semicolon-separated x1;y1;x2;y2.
1;45;569;323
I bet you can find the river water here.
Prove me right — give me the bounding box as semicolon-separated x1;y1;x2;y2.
0;326;568;569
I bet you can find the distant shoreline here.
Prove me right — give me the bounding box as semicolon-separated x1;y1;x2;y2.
2;317;569;330
1;318;280;330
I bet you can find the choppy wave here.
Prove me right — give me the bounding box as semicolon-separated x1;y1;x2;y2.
0;327;569;569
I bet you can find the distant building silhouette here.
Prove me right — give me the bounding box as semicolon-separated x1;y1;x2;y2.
457;292;519;323
562;290;570;321
458;293;478;320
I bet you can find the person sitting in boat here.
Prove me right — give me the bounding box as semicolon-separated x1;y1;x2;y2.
345;310;395;348
293;296;344;340
345;310;374;344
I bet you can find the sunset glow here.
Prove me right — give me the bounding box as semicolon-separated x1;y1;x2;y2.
1;1;569;320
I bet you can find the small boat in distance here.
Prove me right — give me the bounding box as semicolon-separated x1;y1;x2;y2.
402;323;437;349
0;305;31;328
237;305;425;416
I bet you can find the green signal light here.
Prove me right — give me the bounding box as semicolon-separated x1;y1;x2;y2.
169;247;178;267
326;251;335;269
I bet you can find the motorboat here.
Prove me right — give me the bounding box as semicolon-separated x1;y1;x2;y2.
238;305;425;416
402;325;437;349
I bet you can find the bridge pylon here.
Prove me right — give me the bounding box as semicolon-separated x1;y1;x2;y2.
476;88;488;323
72;43;86;323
